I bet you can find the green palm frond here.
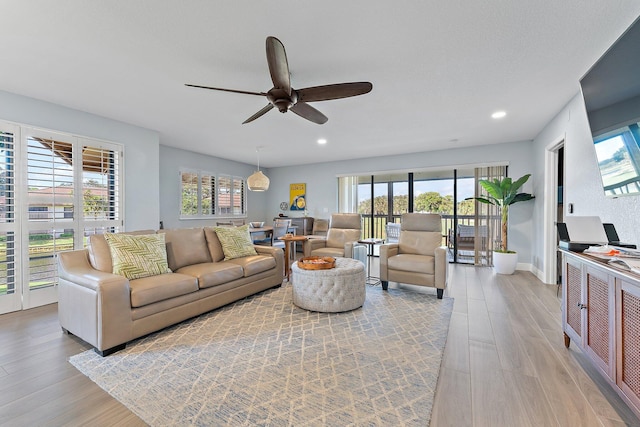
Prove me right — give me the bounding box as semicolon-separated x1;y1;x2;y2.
466;173;534;252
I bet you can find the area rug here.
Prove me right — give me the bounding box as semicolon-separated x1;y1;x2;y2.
70;285;453;426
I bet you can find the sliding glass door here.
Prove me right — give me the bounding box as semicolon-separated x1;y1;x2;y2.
341;165;506;265
357;174;408;241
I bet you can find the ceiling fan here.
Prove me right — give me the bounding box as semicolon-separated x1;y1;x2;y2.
185;36;372;125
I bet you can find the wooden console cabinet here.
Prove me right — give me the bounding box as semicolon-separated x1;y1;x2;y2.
561;249;640;418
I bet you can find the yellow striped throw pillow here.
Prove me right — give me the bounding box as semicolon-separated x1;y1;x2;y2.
104;233;171;280
214;224;258;260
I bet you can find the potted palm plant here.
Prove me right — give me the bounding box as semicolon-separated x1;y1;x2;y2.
468;174;535;274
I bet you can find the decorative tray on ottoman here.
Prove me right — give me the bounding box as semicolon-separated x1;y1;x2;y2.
298;256;336;270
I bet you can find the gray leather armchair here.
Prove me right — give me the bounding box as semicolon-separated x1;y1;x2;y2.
380;213;447;298
303;213;362;258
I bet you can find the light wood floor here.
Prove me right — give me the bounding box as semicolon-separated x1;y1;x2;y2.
1;263;639;426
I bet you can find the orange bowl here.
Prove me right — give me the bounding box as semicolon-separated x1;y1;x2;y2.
297;256;336;270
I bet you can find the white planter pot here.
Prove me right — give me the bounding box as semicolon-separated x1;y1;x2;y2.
493;251;518;275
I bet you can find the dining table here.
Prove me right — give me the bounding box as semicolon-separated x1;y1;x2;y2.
248;225;298;245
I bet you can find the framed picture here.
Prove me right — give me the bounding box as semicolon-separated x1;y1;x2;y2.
289;183;306;211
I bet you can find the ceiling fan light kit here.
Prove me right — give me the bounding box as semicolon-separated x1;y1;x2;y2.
186;36;372;125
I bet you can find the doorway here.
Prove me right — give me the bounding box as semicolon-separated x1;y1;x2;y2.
543;137;565;285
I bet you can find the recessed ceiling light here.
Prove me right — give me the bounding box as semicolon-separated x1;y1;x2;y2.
317;138;327;145
492;111;507;119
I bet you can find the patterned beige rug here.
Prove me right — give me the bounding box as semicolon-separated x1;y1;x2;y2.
70;285;453;426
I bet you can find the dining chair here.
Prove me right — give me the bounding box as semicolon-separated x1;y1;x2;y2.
271;219;291;249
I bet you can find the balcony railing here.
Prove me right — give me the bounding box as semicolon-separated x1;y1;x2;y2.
361;214;480;244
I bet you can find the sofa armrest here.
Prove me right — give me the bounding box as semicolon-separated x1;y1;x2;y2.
303;238;327;256
435;246;447;289
57;249;132;352
254;245;285;279
58;249;130;291
379;243;399;281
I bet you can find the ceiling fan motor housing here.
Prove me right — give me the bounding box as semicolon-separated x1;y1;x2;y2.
267;88;297;112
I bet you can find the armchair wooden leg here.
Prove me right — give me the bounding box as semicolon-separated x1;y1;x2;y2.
437;288;444;299
381;280;388;291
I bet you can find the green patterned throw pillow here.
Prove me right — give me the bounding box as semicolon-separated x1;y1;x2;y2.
104;233;171;280
214;224;258;260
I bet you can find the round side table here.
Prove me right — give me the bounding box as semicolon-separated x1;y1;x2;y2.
278;235;308;281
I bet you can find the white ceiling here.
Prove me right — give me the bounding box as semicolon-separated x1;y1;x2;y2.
2;1;640;168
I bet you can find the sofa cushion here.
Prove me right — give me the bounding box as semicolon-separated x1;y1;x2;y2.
388;253;435;274
129;273;198;307
204;227;225;262
104;233;172;280
161;228;212;271
227;255;276;277
214;225;258;260
177;262;244;289
88;229;155;273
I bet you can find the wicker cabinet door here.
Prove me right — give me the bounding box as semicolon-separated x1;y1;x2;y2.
585;266;615;379
564;256;584;344
617;280;640;412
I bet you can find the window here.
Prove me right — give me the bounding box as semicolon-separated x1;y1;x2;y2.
180;170;245;218
594;123;640;196
218;174;245;216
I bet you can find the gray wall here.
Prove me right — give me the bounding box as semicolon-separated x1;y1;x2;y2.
158;145;270;229
0;90;160;231
265;141;536;266
532;92;640;274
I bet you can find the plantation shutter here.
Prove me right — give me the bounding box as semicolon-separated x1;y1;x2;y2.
0;129;18;308
80;141;123;239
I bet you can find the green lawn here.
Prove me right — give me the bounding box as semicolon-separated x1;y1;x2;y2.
0;237;75;295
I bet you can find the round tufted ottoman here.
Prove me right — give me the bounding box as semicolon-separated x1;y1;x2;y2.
291;257;366;312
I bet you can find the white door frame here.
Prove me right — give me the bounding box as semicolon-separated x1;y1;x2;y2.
543;135;565;284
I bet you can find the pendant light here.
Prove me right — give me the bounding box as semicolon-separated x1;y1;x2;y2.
247;147;270;191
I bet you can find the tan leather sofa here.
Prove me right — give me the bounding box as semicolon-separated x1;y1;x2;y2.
57;227;284;356
303;213;362;258
379;213;447;298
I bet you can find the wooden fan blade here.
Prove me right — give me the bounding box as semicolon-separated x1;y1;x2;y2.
290;102;328;125
297;82;372;102
185;84;265;97
243;104;274;124
266;37;291;96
